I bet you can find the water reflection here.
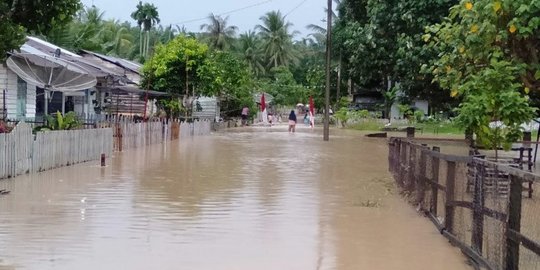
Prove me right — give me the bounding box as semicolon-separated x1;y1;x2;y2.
0;127;471;270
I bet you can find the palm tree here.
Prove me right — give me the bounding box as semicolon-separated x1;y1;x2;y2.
100;20;134;57
305;24;326;49
256;11;298;69
200;13;238;50
141;2;160;57
130;1;145;57
68;6;105;51
236;30;264;76
131;1;160;59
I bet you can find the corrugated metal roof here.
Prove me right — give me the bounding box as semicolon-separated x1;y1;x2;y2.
80;50;141;74
23;37;121;78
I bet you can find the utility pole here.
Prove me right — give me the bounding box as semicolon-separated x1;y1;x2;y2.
323;0;332;141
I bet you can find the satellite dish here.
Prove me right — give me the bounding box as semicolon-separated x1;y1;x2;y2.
6;53;96;92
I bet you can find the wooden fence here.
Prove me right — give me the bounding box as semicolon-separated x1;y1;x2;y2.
0;117;212;180
0;123;33;178
0;123;112;179
106;117;211;152
32;128;113;173
388;137;540;270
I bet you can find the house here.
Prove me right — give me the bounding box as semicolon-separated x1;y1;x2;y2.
352;89;384;112
0;63;36;120
352;86;429;120
1;37;163;122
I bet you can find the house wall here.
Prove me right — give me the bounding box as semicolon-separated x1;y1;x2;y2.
414;100;429;115
0;64;36;120
193;97;219;121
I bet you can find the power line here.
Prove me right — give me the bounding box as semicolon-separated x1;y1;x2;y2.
173;0;273;25
285;0;309;17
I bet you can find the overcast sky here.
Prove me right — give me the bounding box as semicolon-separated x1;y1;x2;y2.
81;0;330;38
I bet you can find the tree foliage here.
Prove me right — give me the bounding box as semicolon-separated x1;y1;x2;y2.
425;0;539;150
200;14;238;51
334;0;457;111
142;35;208;95
256;11;298;69
0;0;81;58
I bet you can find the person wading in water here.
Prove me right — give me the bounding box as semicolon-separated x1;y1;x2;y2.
241;106;249;126
288;110;297;133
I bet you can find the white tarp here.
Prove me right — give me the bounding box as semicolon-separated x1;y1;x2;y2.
6;53;97;92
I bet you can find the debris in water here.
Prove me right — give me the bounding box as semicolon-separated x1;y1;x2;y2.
0;189;11;195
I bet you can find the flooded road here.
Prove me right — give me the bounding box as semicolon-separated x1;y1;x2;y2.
0;127;472;270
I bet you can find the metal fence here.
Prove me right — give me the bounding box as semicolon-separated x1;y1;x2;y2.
388;137;540;270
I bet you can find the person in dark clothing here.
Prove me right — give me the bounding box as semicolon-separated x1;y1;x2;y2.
288;110;297;133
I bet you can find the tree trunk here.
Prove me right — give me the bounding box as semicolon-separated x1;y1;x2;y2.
336;54;342;106
146;31;150;58
347;78;352;97
139;28;143;57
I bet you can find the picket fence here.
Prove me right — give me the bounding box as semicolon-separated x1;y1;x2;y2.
110;118;211;151
0;123;113;179
0;118;213;180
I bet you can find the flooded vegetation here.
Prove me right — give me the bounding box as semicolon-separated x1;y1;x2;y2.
0;128;472;269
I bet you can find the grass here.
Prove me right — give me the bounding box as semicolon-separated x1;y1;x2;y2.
346;118;464;135
415;121;464;135
350;119;386;131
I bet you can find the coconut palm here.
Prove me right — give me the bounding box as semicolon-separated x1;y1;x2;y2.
200;13;238;50
236;30;264;76
70;6;105;51
305;24;326;48
256;11;298;69
100;20;134;58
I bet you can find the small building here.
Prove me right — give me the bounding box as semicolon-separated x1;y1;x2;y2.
192;96;220;122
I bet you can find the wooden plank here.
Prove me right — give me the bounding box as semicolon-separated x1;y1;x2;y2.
506;175;523;270
442;230;497;270
472;162;485;254
431;147;441;216
507;229;540;256
445;161;456;234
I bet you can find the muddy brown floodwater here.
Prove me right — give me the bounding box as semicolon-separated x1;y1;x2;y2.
0;127;473;270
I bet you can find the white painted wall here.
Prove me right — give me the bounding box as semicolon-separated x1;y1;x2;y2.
390;99;429;121
414;100;429;115
0;64;36;121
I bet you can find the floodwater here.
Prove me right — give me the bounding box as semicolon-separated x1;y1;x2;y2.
0;126;472;270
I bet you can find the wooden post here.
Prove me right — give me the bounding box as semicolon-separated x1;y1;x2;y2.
445;160;457;234
523;131;531;143
100;153;106;167
506;175;522;270
471;161;485;254
117;124;123;152
465;128;474;148
431;146;440;216
406;127;415;138
408;144;416;191
416;144;428;207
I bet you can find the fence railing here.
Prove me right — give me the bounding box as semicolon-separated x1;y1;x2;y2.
388;137;540;270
